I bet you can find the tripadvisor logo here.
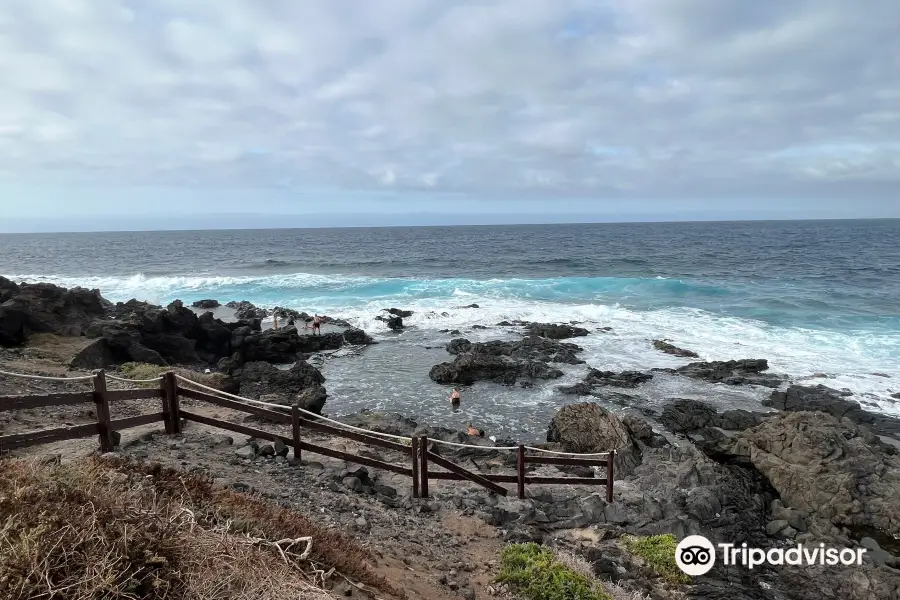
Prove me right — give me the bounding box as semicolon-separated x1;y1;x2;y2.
675;535;867;576
676;536;717;576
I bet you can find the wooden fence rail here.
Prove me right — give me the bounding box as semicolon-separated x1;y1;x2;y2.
0;373;614;501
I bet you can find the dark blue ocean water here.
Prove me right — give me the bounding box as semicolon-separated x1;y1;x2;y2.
2;219;899;430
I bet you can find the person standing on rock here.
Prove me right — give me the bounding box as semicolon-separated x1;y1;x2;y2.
312;314;322;335
450;387;460;408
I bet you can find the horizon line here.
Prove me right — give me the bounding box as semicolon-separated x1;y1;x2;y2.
1;215;898;235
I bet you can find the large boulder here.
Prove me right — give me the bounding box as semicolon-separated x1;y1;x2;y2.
446;336;584;365
558;369;652;395
162;300;200;337
431;335;584;385
0;282;110;338
546;403;642;476
343;327;375;345
0;305;30;346
429;353;563;386
0;277;18;304
235;360;328;414
69;338;119;369
140;333;200;364
731;411;900;536
226;300;269;321
765;384;900;438
91;324;168;366
652;339;699;358
273;307;308;321
376;314;404;331
191;299;220;309
238;328;344;363
195;311;232;362
524;322;589;339
655;358;785;388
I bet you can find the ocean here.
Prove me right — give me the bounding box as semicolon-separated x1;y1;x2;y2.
2;220;899;439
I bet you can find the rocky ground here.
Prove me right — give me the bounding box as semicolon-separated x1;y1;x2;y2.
3;279;900;599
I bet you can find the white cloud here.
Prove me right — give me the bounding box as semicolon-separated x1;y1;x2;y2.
0;0;897;198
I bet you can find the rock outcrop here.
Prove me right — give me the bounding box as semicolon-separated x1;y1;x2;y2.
446;336;585;365
429;336;585;385
546;403;642;476
191;299;220;309
731;411;900;536
558;369;652;395
655;358;785;387
765;384;900;438
376;314;404;331
0;279;111;345
429;353;563;386
342;327;376;346
524;322;589;340
651;339;699;358
659;398;763;435
232;360;328;414
234;328;344;364
225;300;269;320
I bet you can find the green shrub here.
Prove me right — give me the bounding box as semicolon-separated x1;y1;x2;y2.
620;535;689;584
497;543;611;600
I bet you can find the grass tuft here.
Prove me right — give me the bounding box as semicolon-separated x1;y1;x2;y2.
619;534;690;585
497;542;611;600
0;455;401;600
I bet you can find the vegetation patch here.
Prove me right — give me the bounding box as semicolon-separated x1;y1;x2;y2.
0;455;399;600
620;534;689;584
497;542;611;600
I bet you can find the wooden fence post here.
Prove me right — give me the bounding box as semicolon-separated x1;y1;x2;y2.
166;372;182;434
606;449;615;503
411;436;420;499
291;405;302;462
93;370;113;452
517;445;526;499
161;372;174;434
419;435;429;498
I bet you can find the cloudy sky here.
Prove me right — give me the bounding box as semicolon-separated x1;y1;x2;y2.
1;0;898;230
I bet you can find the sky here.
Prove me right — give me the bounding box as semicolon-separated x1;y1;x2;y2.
1;0;899;232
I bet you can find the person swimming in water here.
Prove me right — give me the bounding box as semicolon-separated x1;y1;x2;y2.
450;387;460;407
466;423;484;437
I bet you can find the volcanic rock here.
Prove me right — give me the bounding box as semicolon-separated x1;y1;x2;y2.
546;403;642;477
655;358;784;387
558;369;652;395
225;300;269;321
0;281;110;344
233;360;328;414
731;411;900;536
524;322;590;339
191;299;220;309
765;384;900;438
652;339;699;358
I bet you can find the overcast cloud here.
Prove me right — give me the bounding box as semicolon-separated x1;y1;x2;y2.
0;0;898;212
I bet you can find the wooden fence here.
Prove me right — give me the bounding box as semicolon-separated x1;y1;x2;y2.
0;371;614;501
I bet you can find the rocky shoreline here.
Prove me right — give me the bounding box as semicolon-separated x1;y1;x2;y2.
2;278;900;598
